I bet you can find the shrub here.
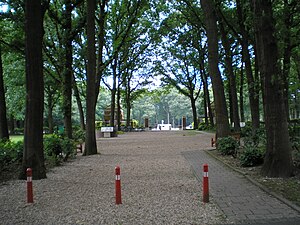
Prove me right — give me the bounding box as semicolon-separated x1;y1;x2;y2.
240;121;252;137
60;138;76;161
0;140;23;169
73;126;85;143
44;134;62;157
198;122;215;131
287;120;300;168
217;136;239;156
240;145;265;167
95;121;104;130
293;149;300;169
43;134;75;165
289;120;300;151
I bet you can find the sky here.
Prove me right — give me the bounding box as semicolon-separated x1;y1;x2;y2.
0;4;8;12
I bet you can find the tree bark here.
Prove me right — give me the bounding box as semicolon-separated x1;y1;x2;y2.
125;78;131;127
95;0;107;104
219;22;240;132
84;0;97;155
236;0;260;132
203;71;214;126
110;57;117;127
20;0;46;179
252;0;293;177
201;0;230;137
46;89;54;134
62;0;73;139
73;75;85;130
281;0;292;120
117;84;122;130
239;64;245;122
0;45;9;140
190;95;198;129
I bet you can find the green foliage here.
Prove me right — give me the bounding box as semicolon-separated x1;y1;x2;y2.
289;120;300;151
240;145;265;167
44;134;62;157
73;126;85;143
43;134;76;165
198;122;215;131
289;120;300;168
0;140;23;169
217;137;239;156
240;123;266;167
60;138;76;159
131;119;139;128
95;121;104;130
292;149;300;169
1;134;77;170
241;122;266;147
240;121;253;137
10;135;24;142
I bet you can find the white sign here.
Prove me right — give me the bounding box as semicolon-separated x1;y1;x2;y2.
101;127;114;132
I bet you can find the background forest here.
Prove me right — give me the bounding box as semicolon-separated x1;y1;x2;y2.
0;0;299;179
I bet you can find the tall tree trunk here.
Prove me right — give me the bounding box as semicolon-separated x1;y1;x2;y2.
281;0;292;120
0;45;9;140
201;71;209;126
199;50;214;126
205;73;214;126
252;0;293;177
239;63;245;122
219;22;240;132
73;75;85;130
201;0;230;138
95;0;107;104
236;0;260;132
125;79;131;127
84;0;97;155
62;0;73;139
126;100;131;128
20;0;46;179
110;57;117;127
117;83;122;130
46;90;54;134
8;114;15;134
190;95;198;129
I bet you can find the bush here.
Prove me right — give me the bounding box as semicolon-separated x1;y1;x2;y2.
289;120;300;151
95;121;104;130
43;134;75;165
44;134;63;157
198;122;214;131
60;138;76;161
240;121;252;137
240;145;265;167
0;140;23;169
217;136;239;156
293;150;300;169
73;126;85;143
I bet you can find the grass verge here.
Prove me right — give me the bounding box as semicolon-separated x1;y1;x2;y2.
10;135;24;142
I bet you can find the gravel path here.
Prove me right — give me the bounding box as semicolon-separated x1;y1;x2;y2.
0;131;228;225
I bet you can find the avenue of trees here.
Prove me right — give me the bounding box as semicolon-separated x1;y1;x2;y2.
0;0;299;178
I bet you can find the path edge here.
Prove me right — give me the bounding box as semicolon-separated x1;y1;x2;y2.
204;149;300;214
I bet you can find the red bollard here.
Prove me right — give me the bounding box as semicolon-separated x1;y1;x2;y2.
203;164;209;203
115;166;122;204
27;168;33;203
